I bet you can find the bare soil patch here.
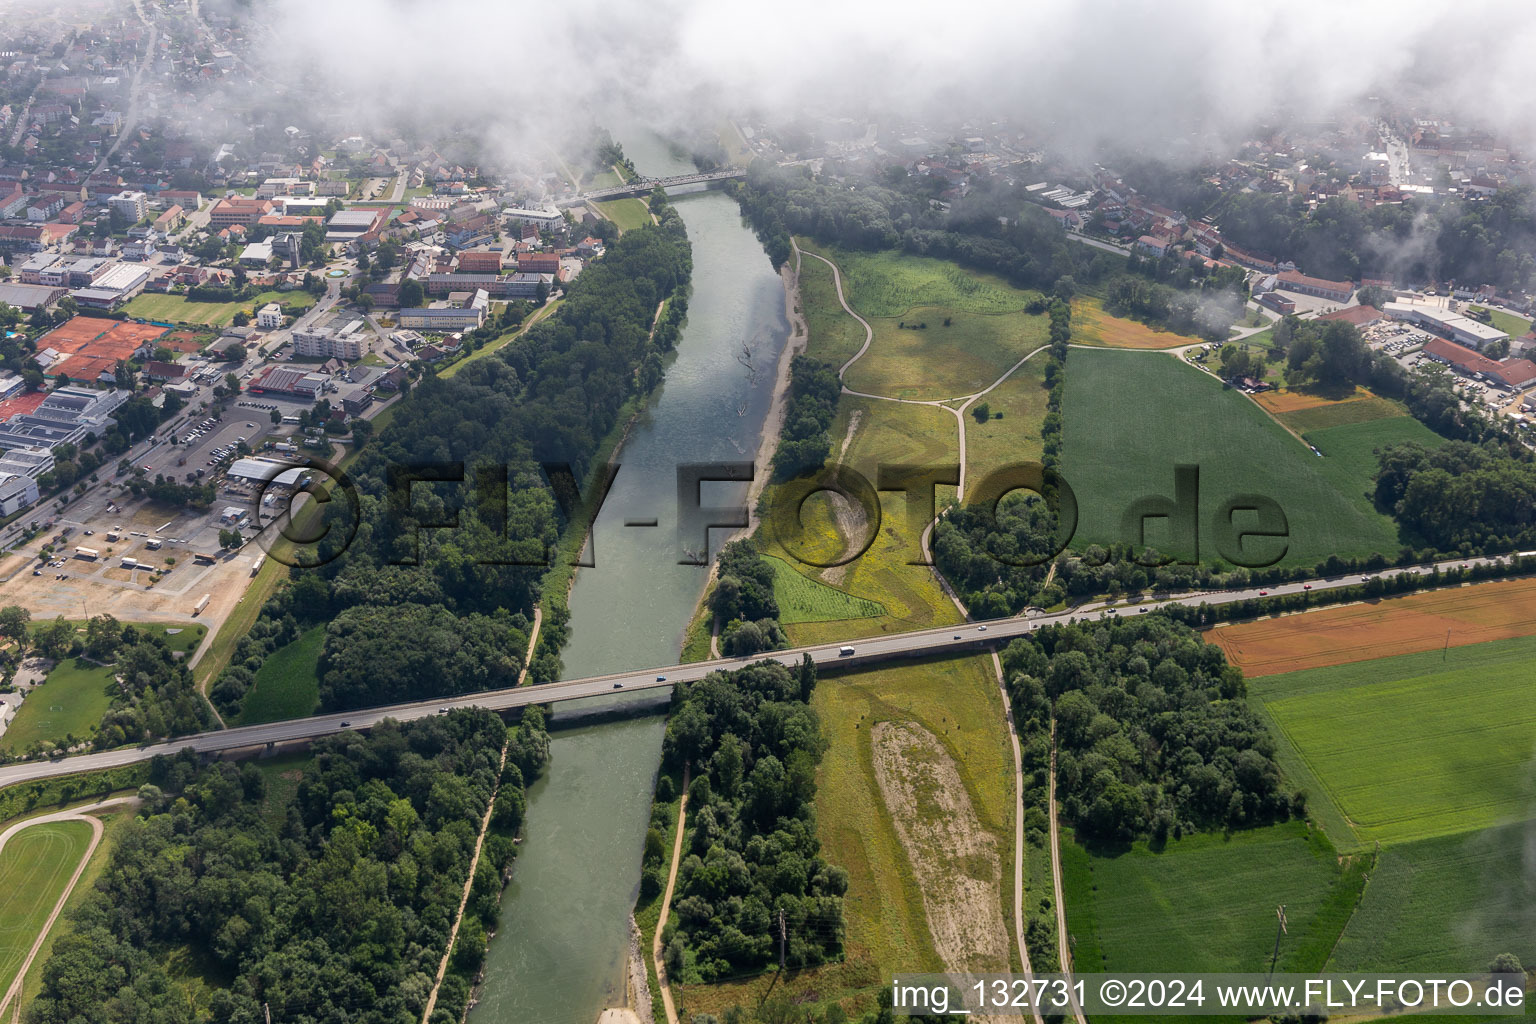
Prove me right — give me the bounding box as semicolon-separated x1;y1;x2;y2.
1207;576;1536;676
870;721;1010;979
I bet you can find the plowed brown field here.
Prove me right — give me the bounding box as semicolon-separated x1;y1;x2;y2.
1206;576;1536;676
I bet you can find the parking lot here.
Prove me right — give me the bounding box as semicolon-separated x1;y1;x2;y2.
139;413;271;482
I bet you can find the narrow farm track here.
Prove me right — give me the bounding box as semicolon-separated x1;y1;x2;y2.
0;798;136;1022
419;737;512;1024
1047;728;1088;1024
652;766;690;1024
993;653;1045;1024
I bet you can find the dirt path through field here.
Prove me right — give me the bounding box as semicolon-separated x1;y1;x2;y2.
1048;726;1088;1024
992;652;1045;1024
652;766;689;1024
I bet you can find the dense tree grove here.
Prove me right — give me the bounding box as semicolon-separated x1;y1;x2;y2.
1103;261;1249;341
770;356;841;479
732;161;1122;295
709;542;788;657
317;604;532;710
215;189;693;715
26;708;545;1024
1002;617;1299;846
659;660;845;982
1375;440;1536;553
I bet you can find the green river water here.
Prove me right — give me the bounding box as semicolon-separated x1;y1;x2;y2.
470;132;789;1024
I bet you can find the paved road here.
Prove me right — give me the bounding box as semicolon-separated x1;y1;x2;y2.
0;550;1516;791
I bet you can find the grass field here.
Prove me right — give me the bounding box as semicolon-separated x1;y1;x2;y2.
765;553;884;624
797;246;869;369
1250;635;1536;846
236;624;323;725
595;198;652;233
1059;349;1404;567
1208;576;1536;676
1071;296;1204;349
681;655;1017;1018
1327;819;1535;972
0;661;115;754
805;243;1036;318
0;820;93;993
1301;415;1446;498
1062;821;1363;975
844;308;1049;401
964;355;1052;497
121;289;315;328
761;396;964;646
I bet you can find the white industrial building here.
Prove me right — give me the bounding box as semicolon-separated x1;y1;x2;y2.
1382;300;1509;351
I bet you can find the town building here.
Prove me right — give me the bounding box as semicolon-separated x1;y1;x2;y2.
456;250;504;273
208;197;275;229
106;190;147;223
1277;269;1354;303
248;365;330;397
1420;338;1536;389
70;262;150;309
256;303;284;329
0;385;130;449
293;319;371;360
0;472;37;516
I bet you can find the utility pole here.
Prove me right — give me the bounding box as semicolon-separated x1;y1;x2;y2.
1267;905;1288;981
778;908;787;972
1443;628;1451;660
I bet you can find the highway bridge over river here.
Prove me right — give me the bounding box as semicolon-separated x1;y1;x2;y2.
0;551;1515;790
559;168;745;205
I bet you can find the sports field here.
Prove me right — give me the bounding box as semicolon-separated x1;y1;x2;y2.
39;317;166;381
1071;296;1203;349
595;198;651;232
236;624;323;725
1208;576;1536;675
1326;820;1535;972
0;820;93;995
1062;821;1362;974
0;661;115;755
1250;635;1536;846
1058;349;1402;567
121;289;313;328
844;308;1049;400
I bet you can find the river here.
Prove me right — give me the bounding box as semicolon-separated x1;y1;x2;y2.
471;132;789;1024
